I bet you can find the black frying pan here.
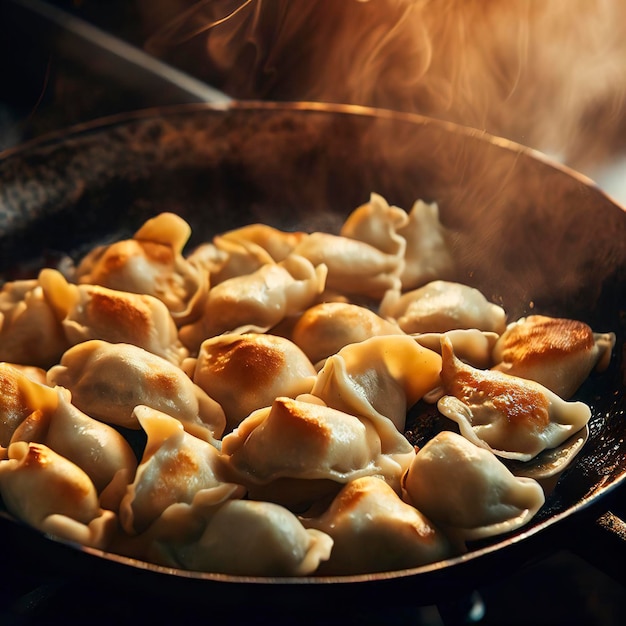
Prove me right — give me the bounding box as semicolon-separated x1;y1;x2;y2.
0;102;625;609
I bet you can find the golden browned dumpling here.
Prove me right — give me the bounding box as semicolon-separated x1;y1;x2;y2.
75;213;208;326
119;406;244;535
47;340;225;440
10;385;137;510
221;396;415;510
491;315;616;398
186;332;316;433
436;337;592;461
0;441;117;549
38;268;188;364
291;301;404;365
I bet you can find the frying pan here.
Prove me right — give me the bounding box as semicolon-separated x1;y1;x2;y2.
0;101;625;610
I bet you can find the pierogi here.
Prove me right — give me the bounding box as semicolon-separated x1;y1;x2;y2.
0;197;614;578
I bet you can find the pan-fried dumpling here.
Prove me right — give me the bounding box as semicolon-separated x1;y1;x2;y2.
119;406;244;535
491;315;616;399
436;337;592;461
47;340;225;440
414;329;500;370
395;199;456;290
148;498;333;576
402;431;545;542
0;278;69;368
74;213;208;326
9;384;137;510
291;301;404;365
380;280;507;335
38;268;188;365
292;231;403;299
188;223;304;285
339;193;455;291
309;335;442;433
179;254;327;352
339;192;408;257
193;236;274;285
197;223;307;285
304;476;455;574
217;223;305;262
185;332;316;433
0;441;117;549
221;396;415;510
0;363;58;447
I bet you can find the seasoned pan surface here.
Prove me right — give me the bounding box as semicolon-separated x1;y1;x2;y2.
0;102;625;604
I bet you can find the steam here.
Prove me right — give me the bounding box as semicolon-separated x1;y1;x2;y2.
141;0;626;169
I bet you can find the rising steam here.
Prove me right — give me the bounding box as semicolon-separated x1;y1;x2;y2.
140;0;626;170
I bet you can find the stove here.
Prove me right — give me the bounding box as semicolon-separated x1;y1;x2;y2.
1;2;626;624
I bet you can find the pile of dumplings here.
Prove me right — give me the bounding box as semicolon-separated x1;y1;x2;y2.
0;193;616;577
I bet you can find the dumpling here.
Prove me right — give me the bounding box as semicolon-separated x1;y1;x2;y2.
395;199;456;290
192;236;274;285
179;254;327;352
9;384;137;510
402;431;545;543
339;193;455;292
185;332;316;434
339;192;408;258
0;441;117;549
380;280;507;335
196;223;306;284
218;223;305;261
119;405;244;535
0;278;69;368
291;301;404;365
491;315;616;399
309;334;442;433
292;231;403;299
0;363;58;447
221;396;415;510
47;340;226;440
304;476;455;575
148;498;333;577
414;329;499;370
436;337;592;461
74;213;208;326
38;268;188;364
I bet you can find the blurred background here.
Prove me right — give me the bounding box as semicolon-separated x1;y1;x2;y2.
1;0;626;204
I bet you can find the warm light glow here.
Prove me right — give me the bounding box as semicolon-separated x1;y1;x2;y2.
141;0;626;170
